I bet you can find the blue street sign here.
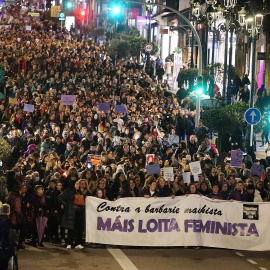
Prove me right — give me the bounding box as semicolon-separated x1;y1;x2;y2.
244;108;261;125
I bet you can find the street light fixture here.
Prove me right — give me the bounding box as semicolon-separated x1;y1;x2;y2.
145;0;154;75
240;8;264;146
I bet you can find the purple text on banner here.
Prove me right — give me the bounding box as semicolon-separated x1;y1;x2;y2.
61;95;76;106
115;104;127;113
23;104;34;112
230;150;243;168
98;103;110;111
146;164;160;175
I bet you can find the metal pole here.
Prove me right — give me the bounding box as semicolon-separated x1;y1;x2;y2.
227;29;233;103
249;28;256;108
222;17;229;102
204;24;208;68
250;125;253;146
249;27;257;147
195;95;201;127
146;9;151;74
211;24;215;97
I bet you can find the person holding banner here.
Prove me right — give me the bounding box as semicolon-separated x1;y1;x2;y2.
140;179;159;198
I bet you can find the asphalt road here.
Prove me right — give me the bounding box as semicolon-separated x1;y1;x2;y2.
18;244;270;270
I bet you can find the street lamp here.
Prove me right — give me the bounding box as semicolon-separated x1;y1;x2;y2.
240;9;263;146
221;0;238;104
145;0;154;75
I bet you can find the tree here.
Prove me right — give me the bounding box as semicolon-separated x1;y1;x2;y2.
201;102;263;152
106;26;158;61
107;39;130;60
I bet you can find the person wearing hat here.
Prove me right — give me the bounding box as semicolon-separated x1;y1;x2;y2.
0;204;16;270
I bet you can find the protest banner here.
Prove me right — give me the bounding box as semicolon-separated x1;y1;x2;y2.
23;104;34;112
61;95;76;106
25;25;31;31
189;161;202;175
230;150;243;168
88;155;101;165
86;196;270;250
146;154;155;166
164;167;174;182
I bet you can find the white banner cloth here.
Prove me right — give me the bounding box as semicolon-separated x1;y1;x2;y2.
85;196;269;251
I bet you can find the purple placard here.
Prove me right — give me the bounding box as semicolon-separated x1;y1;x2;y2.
24;16;30;22
115;104;127;113
61;95;76;106
146;164;160;175
230;150;243;168
98;103;110;111
250;164;264;178
23;104;34;112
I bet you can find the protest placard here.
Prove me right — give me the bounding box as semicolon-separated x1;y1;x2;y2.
164;167;174;182
115;104;127;113
230;150;243;168
183;172;190;184
23;104;34;112
25;25;31;31
146;164;160;175
88;155;101;165
189;161;202;175
98;103;110;111
146;154;155;165
9;98;17;105
250;164;263;178
61;95;76;106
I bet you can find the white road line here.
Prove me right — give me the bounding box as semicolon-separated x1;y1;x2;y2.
107;248;138;270
259;268;268;270
246;259;258;265
235;252;245;257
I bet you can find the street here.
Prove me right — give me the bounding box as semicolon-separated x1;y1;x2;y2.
18;244;270;270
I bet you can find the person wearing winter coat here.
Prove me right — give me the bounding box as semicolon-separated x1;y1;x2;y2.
246;184;263;202
31;185;47;247
0;204;16;270
156;64;165;83
58;180;86;250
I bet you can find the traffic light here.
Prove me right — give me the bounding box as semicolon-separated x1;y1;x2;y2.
108;1;124;21
63;0;73;11
112;5;120;14
195;76;204;96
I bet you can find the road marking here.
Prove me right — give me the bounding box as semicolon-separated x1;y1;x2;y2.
246;259;257;265
107;248;138;270
259;268;268;270
235;252;245;257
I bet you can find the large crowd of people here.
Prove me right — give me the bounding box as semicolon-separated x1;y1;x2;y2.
0;6;270;269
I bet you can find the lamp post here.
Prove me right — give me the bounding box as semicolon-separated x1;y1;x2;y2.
145;0;153;75
239;10;263;146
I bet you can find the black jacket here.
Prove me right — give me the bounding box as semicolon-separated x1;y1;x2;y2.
58;187;76;230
